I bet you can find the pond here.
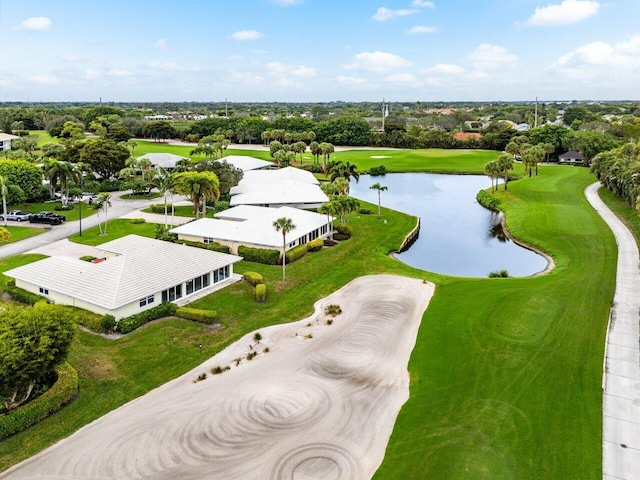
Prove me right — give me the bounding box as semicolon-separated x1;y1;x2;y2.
349;173;549;278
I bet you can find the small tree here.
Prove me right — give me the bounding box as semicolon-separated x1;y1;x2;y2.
273;217;296;280
369;182;388;219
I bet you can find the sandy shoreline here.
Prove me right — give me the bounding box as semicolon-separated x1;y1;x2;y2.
2;274;434;480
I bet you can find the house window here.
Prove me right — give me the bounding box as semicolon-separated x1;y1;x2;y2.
186;273;211;295
139;295;154;308
213;266;230;284
161;284;183;303
39;287;49;295
203;237;214;244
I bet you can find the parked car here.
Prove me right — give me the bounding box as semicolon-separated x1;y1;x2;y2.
29;211;66;225
0;210;31;222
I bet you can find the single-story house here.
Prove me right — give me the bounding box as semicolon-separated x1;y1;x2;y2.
515;123;531;132
216;155;274;172
170;205;333;254
558;151;584;165
229;166;327;209
0;133;19;151
4;235;242;320
138;153;189;170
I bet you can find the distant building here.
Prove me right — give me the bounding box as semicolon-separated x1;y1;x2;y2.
216;155;274;172
0;133;19;151
144;114;172;121
138;153;189;170
558;151;584;165
516;123;531;132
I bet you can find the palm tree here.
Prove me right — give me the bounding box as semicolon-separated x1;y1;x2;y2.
332;177;349;196
0;176;9;228
317;202;335;240
329;161;360;184
497;154;514;191
97;192;112;234
152;167;179;227
261;130;272;146
175;171;220;218
484;161;499;193
370;182;388;219
273;217;296;280
127;139;138;157
319;142;334;173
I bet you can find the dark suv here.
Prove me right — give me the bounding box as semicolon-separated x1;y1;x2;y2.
29;211;66;225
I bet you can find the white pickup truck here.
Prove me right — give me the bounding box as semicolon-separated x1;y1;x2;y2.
0;210;31;222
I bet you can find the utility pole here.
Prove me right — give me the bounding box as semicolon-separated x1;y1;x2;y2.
534;97;538;128
382;98;386;131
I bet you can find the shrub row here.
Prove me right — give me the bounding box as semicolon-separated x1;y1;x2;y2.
116;303;178;334
243;271;263;286
6;285;47;305
176;307;218;324
476;190;501;210
255;283;267;303
130;218;146;224
149;203;172;214
307;238;324;252
55;305;106;333
206;242;231;254
0;362;78;441
285;244;308;263
238;246;280;265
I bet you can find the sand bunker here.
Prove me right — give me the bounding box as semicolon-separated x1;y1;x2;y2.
370;155;391;159
2;275;434;480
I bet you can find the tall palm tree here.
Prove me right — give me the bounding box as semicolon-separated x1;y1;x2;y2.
273;217;296;280
317;202;335;240
497;154;514;191
97;192;112;234
0;176;9;228
319;142;334;173
369;182;388;219
127;139;138;157
484;160;501;193
175;171;220;218
152;167;179;227
329;161;360;184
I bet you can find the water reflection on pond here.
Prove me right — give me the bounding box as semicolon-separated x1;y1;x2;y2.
349;173;548;278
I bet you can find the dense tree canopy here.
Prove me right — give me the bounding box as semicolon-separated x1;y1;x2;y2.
80;138;130;178
315;116;371;146
0;160;43;203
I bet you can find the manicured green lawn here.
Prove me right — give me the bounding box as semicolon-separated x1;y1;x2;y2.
134;140;272;161
599;187;640;244
3;226;46;243
141;204;211;218
9;202;96;223
0;254;47;291
28;130;58;147
68;219;157;246
0;162;617;480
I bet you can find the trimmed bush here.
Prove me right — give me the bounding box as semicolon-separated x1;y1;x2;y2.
285;244;308;263
149;203;172;214
359;208;373;215
255;283;267;303
243;271;263;286
79;255;96;262
333;233;351;241
0;362;78;441
307;238;324;252
6;285;47;305
336;223;352;237
488;269;510;278
369;165;387;176
206;242;230;254
323;239;338;247
54;205;73;211
100;314;117;332
477;190;501;210
130;218;146;224
238;246;280;265
116;303;178;334
176;307;217;324
178;239;207;249
58;306;105;333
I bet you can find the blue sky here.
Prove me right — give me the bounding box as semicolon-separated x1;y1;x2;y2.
1;0;639;102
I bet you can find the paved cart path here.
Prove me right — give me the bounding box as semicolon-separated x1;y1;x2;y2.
585;182;640;480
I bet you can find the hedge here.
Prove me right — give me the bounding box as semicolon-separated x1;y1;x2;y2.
336;223;352;237
149;203;172;214
57;306;105;333
285;244;308;263
116;303;178;334
243;271;263;286
130;218;146;224
238;246;280;265
0;362;78;441
6;285;48;306
255;283;267;303
476;190;501;210
178;239;207;249
307;238;324;252
207;242;230;254
175;307;218;324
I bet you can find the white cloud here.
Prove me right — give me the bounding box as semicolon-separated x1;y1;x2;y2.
15;17;52;31
407;26;437;34
227;30;264;41
345;51;413;73
148;61;200;72
467;44;517;69
226;55;244;62
413;0;435;7
525;0;600;26
28;74;59;84
337;75;367;85
107;68;132;77
230;70;265;85
553;35;640;68
59;54;80;62
250;49;269;54
155;39;168;50
385;73;417;83
422;63;464;74
85;69;101;80
266;62;317;78
372;7;418;22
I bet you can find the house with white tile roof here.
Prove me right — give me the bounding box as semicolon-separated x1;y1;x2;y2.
0;133;19;151
170;206;333;254
216;155;274;172
5;235;242;320
138;152;189;170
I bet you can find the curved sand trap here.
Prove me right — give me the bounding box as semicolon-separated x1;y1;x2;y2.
2;275;434;480
370;155;391;159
